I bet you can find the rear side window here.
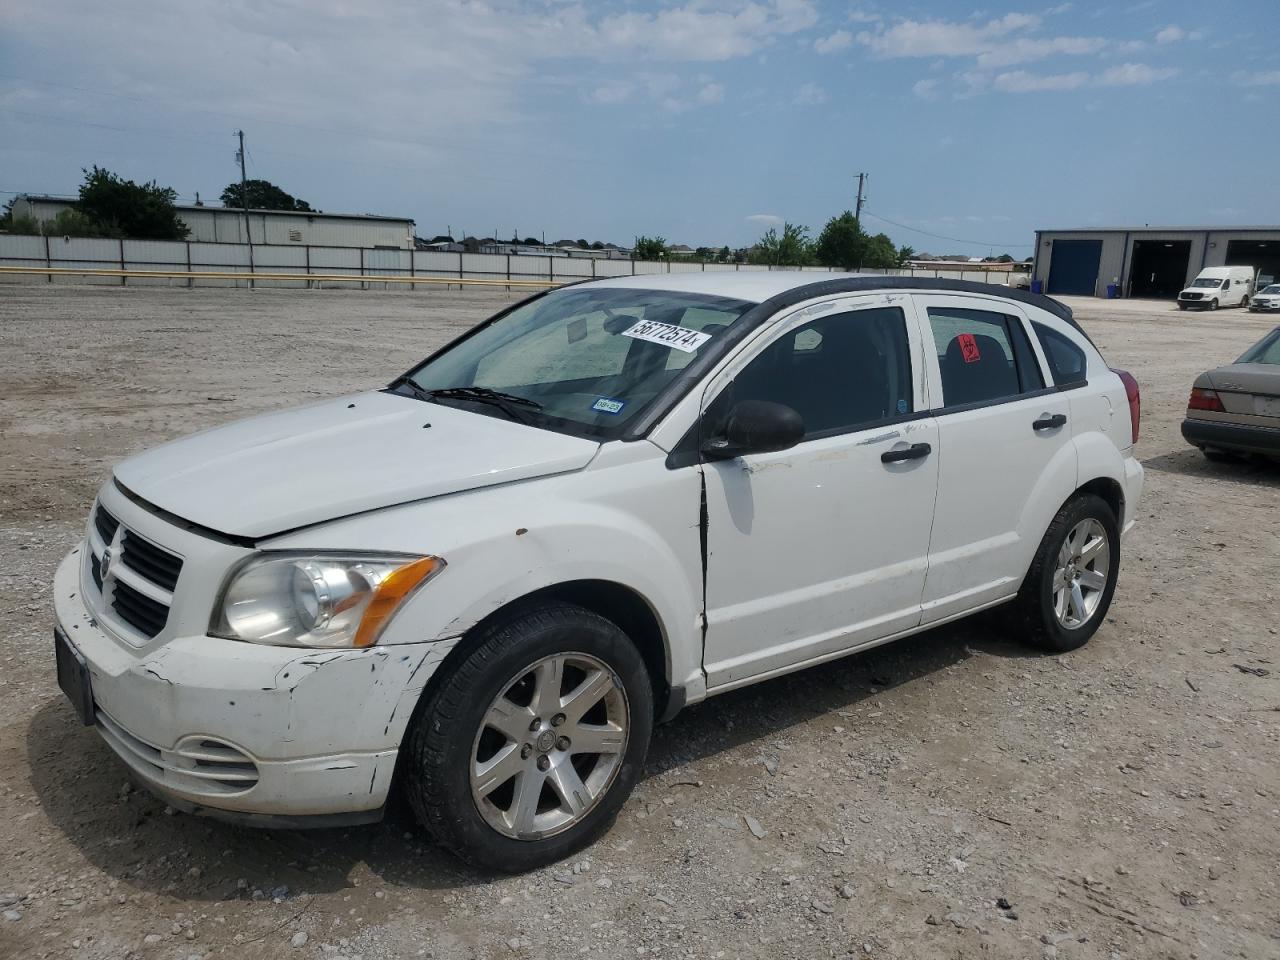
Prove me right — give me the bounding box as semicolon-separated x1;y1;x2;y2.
1033;321;1088;386
927;307;1044;407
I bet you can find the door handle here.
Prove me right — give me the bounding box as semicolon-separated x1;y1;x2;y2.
1032;413;1068;431
881;442;932;463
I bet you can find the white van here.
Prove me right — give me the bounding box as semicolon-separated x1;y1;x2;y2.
1178;266;1255;310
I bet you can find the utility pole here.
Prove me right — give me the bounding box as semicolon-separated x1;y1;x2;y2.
235;130;255;287
854;172;868;229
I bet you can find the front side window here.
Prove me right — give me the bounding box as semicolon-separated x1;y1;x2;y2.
707;306;913;440
1033;321;1088;387
399;287;753;438
928;306;1044;407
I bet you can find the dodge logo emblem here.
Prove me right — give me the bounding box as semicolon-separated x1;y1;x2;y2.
100;548;113;580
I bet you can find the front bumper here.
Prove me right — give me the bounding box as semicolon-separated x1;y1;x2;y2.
1182;417;1280;456
53;547;457;821
1248;303;1280;312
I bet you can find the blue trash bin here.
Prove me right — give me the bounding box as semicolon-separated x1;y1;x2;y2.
1106;283;1118;299
1030;280;1043;295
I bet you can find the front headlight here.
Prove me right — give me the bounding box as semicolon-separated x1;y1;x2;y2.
211;553;445;648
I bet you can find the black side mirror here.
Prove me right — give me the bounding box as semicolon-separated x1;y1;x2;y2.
701;400;804;460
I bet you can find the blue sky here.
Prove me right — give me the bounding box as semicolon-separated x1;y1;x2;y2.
2;1;1278;255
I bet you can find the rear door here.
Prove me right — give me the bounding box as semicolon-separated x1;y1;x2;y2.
913;295;1077;624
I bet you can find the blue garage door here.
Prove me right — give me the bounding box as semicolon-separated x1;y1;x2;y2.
1047;240;1102;297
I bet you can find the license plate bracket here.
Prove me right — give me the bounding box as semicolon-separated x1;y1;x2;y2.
54;628;95;726
1255;396;1280;417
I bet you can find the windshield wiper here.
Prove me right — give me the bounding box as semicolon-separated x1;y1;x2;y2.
387;375;432;401
425;386;542;423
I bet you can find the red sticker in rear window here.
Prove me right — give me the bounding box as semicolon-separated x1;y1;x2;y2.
957;333;981;363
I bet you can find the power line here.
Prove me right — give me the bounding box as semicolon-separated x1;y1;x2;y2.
861;209;1031;249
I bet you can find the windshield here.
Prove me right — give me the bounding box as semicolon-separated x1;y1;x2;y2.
1261;285;1280;294
1238;328;1280;365
1190;277;1226;288
396;286;754;438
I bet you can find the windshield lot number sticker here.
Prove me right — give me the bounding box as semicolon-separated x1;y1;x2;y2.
622;319;713;354
592;397;625;415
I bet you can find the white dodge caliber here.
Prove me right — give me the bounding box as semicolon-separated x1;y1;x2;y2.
53;274;1144;871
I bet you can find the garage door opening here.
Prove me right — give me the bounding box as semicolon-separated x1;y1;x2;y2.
1224;240;1280;288
1047;239;1102;296
1128;240;1191;298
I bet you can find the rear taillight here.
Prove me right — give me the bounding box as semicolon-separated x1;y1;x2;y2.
1187;387;1225;413
1111;368;1141;444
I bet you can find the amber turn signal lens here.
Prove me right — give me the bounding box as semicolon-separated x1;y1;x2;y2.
353;556;445;647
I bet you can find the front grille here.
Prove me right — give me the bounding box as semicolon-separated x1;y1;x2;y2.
112;580;170;637
96;709;260;797
90;552;103;591
93;504;119;544
120;532;183;592
1182;292;1202;300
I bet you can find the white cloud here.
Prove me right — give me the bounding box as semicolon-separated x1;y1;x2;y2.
857;13;1040;58
1097;62;1177;85
1232;70;1280;87
794;82;828;105
1045;3;1073;14
991;70;1089;92
746;214;784;225
696;82;725;104
912;78;940;99
586;0;818;61
961;61;1176;96
858;12;1105;70
587;82;633;105
975;35;1105;68
814;30;853;54
1154;24;1201;44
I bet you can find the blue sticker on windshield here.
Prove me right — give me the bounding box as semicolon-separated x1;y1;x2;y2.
592;397;625;415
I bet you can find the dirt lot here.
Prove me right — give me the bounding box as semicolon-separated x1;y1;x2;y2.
1;285;1277;960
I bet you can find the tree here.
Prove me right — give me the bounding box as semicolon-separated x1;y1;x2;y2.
896;244;916;267
77;166;187;240
523;236;540;246
996;253;1015;263
46;208;106;237
813;211;864;270
220;179;312;212
575;238;589;249
813;211;901;270
633;235;668;260
749;222;812;266
719;246;731;262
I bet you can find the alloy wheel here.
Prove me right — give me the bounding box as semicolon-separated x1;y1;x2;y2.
1052;518;1110;630
470;652;629;840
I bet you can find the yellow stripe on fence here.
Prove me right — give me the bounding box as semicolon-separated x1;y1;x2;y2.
0;265;562;288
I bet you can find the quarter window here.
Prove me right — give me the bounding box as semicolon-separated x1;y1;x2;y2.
927;306;1044;407
1033;321;1088;386
709;306;913;439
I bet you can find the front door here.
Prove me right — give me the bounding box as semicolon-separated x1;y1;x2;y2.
700;296;939;689
913;295;1075;623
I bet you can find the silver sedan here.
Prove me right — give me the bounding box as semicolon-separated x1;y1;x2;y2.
1182;326;1280;461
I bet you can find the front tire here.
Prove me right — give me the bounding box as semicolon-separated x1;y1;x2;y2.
1209;298;1219;310
1010;494;1120;652
403;601;653;872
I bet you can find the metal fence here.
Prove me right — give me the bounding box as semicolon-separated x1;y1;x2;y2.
0;235;1022;289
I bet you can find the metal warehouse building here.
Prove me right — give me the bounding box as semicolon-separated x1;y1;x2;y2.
12;195;415;249
1031;226;1280;299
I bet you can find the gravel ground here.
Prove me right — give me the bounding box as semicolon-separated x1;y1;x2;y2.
1;285;1278;960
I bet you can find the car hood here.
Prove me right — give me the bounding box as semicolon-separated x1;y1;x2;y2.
1199;363;1280;394
114;391;600;539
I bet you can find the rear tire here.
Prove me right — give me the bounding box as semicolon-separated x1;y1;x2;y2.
1010;493;1120;653
402;600;653;873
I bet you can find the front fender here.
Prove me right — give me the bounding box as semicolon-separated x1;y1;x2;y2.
263;445;705;695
